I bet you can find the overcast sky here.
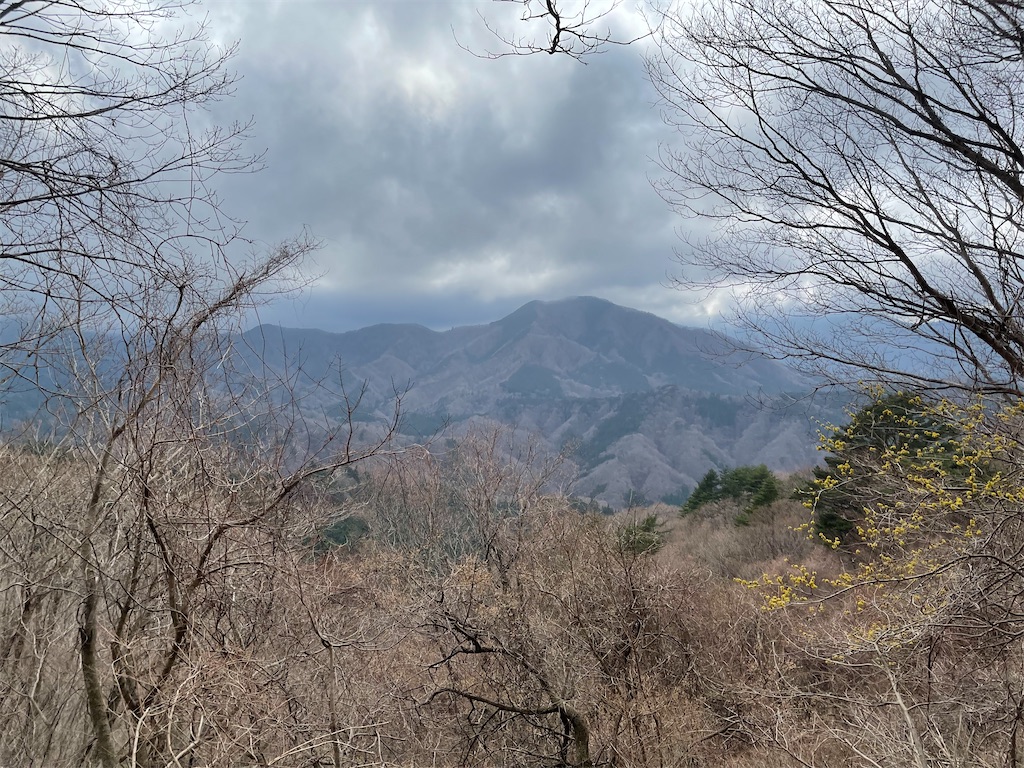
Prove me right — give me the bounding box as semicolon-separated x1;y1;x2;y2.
202;0;710;332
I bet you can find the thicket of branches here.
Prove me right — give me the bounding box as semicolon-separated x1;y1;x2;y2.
0;3;396;766
649;0;1024;395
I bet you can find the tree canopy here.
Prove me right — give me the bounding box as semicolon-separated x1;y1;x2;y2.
681;464;779;517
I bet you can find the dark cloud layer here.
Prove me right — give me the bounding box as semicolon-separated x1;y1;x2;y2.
204;0;705;331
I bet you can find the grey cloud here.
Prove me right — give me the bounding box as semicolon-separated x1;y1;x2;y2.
206;1;695;331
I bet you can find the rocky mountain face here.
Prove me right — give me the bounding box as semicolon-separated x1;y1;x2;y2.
240;296;838;506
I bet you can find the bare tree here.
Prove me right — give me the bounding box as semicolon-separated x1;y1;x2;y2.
648;0;1024;395
0;251;404;766
0;4;415;765
0;0;283;378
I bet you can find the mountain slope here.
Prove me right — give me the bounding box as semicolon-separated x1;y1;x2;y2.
240;297;835;505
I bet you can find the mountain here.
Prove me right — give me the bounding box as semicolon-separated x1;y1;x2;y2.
240;296;837;506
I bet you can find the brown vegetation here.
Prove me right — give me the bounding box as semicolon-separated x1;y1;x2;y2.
6;378;1024;767
5;1;1024;766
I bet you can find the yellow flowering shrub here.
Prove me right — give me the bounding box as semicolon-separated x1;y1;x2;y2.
753;393;1024;651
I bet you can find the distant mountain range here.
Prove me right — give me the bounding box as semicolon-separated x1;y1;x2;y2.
241;296;842;506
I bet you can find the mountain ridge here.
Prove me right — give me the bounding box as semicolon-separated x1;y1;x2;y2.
241;296;837;505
